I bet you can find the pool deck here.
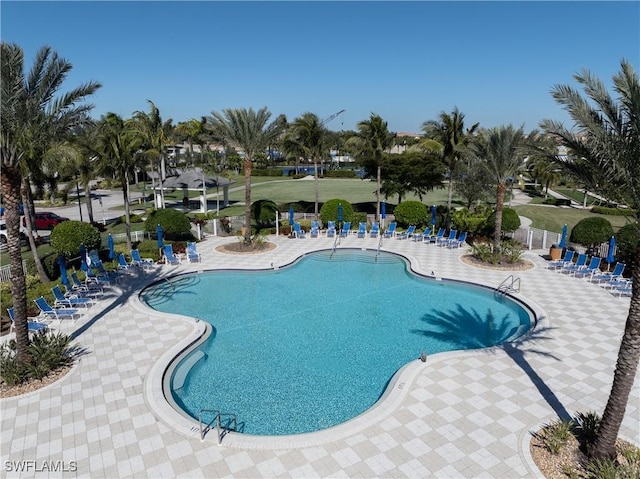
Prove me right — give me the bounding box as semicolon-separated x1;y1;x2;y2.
1;233;638;478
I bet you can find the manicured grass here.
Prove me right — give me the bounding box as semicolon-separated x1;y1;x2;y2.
555;188;600;206
513;204;630;233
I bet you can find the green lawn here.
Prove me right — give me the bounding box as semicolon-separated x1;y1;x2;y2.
513;204;630;233
555;188;601;206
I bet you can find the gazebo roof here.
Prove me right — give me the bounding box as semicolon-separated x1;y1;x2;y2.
161;168;234;190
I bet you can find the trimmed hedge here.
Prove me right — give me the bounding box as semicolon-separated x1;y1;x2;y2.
320;199;355;225
49;220;101;259
144;209;194;241
570;217;614;249
591;206;637;217
486;207;521;234
393;201;428;228
325;170;357;178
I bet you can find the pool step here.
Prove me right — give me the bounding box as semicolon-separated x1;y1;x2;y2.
173;350;207;390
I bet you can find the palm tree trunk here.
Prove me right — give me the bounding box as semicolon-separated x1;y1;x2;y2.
446;174;454;227
376;163;381;221
84;180;95;223
21;178;49;282
1;166;30;364
590;242;640;459
314;158;319;220
493;182;507;250
159;155;166;209
122;171;132;251
243;157;252;245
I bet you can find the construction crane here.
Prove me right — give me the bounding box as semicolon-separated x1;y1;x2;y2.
321;109;345;127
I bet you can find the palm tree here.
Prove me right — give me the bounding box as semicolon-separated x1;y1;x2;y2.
0;42;100;363
71;123;101;223
132;100;173;209
348;114;395;221
96;113;143;251
421;107;479;225
471;125;526;249
206;107;285;245
285;113;328;219
541;59;640;461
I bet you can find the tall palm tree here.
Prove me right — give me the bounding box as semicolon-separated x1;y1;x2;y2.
421;107;479;225
206;107;285;245
285;112;327;219
348;114;395;221
132;100;173;209
96;113;143;251
541;59;640;461
0;42;100;363
471;125;526;249
71;123;101;223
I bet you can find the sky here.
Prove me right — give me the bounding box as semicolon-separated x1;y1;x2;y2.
2;1;639;134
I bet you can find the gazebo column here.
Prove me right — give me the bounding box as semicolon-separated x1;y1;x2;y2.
222;185;230;207
200;191;207;214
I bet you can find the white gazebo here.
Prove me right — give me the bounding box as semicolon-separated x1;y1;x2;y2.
161;168;235;214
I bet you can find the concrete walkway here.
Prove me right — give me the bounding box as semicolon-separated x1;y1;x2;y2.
1;234;638;478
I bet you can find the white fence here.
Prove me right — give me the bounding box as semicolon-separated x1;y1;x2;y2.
0;260;28;283
513;226;611;257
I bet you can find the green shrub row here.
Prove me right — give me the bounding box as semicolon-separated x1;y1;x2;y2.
251;168;282;177
591;206;637;216
543;198;572;206
325;170;357;178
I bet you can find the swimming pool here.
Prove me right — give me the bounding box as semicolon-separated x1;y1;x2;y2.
141;249;533;436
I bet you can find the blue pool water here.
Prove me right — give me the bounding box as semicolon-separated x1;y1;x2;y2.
141;249;532;436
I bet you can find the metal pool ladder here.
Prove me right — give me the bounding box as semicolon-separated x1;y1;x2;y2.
199;409;238;445
496;275;521;295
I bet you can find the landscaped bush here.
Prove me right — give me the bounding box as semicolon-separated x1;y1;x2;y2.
470;239;524;264
319;199;355;225
144;209;193;241
570;217;614;252
325;170;357;178
485;207;521;235
120;213;143;223
393;201;428;228
49;220;101;258
591;206;637;216
451;207;491;235
614;223;639;276
251;199;278;230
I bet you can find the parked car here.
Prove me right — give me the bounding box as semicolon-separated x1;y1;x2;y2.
0;220;27;244
23;212;69;230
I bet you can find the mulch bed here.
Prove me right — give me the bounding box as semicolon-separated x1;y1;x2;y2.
460;254;535;271
215;241;277;255
0;365;72;398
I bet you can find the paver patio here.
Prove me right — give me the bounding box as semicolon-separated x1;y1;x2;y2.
1;233;638;478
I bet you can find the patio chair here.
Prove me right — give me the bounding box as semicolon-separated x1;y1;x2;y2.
64;284;101;300
574;256;602;279
186;242;202;262
326;221;336;238
548;250;574;270
591;262;625;284
611;280;633;297
51;285;92;309
397;225;416;240
70;271;105;294
164;244;181;266
310;221;320;238
130;249;155;269
561;253;587;274
425;227;445;244
369;222;380;238
339;222;351;237
437;230;457;246
293;222;306;239
447;231;468;249
117;253;134;271
86;268;116;285
7;307;50;333
383;222;397;238
33;296;81;321
357;222;367;238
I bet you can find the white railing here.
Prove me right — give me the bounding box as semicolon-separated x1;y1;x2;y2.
0;260;28;283
110;230;148;243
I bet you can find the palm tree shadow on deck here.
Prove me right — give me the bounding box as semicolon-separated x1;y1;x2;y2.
411;304;572;421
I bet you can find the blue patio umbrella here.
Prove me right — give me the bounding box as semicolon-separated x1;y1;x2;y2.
558;224;568;249
606;235;616;269
381;201;386;219
337;203;343;222
79;243;88;272
156;224;164;249
107;233;115;261
289;206;295;226
57;254;70;288
431;205;437;234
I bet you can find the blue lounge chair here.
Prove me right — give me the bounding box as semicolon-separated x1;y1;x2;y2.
117;253;133;270
561;253;587;274
186;242;201;262
7;307;50;333
34;296;80;321
293;222;306;238
310;221;320;238
592;262;625;284
70;271;104;294
357;222;367;238
52;285;92;309
397;225;416;240
548;250;574;270
574;256;602;279
86;268;116;285
340;222;351;237
425;227;445;244
611;280;633;297
326;221;336;238
369;222;380;238
164;244;181;266
447;231;467;249
437;230;457;246
130;249;155;269
383;222;397;238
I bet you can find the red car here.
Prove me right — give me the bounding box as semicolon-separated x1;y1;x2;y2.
23;212;70;230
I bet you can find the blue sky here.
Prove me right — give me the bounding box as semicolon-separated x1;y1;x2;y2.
2;1;638;133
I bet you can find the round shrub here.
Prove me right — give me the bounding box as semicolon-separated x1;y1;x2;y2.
49;220;101;258
393;201;428;228
319;199;355;225
614;223;639;276
570;217;614;250
120;213;143;223
486;207;521;234
452;207;491;235
145;209;193;240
